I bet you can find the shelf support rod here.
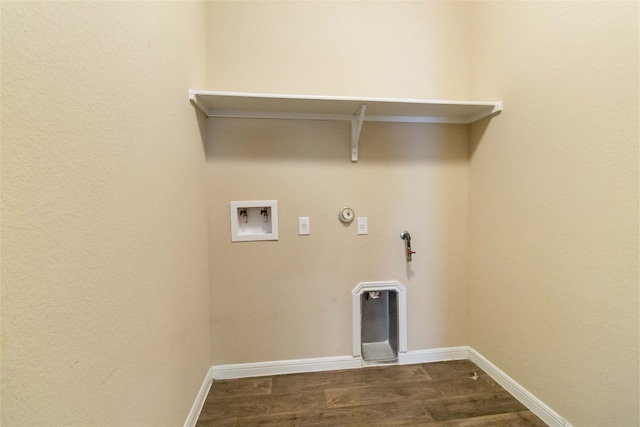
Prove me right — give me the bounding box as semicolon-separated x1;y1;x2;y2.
351;104;367;162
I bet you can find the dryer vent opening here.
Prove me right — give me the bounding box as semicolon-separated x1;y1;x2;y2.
361;290;398;363
352;281;407;365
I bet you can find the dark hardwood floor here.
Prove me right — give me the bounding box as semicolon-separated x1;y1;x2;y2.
196;359;547;426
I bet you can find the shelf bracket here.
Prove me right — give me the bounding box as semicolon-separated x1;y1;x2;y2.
351;104;367;162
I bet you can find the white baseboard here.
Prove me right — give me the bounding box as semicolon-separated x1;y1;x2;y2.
399;346;469;365
468;348;572;427
189;348;570;427
210;347;470;379
183;367;215;427
210;355;362;380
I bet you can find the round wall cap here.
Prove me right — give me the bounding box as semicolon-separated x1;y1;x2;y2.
339;207;355;223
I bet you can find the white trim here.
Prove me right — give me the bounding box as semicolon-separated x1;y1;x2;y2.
210;355;361;380
399;346;469;365
183;367;215;427
468;348;573;427
208;347;468;380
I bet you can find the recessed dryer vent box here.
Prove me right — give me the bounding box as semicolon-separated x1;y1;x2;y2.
230;200;278;242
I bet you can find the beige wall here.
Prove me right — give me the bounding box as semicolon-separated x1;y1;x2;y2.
207;119;470;363
207;1;639;424
469;2;639;426
205;1;474;364
1;2;210;426
205;1;473;99
2;1;638;426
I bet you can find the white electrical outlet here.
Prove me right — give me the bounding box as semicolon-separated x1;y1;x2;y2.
298;217;310;235
357;217;368;235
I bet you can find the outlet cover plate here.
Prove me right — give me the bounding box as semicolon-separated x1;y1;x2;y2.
357;217;368;235
298;217;310;235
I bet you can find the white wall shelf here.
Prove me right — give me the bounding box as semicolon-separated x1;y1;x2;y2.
189;90;502;162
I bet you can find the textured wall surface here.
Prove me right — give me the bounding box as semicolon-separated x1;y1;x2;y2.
3;1;638;426
469;2;639;425
207;119;470;364
205;1;473;99
1;2;210;426
204;1;475;365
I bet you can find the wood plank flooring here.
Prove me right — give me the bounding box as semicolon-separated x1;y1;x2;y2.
196;360;547;426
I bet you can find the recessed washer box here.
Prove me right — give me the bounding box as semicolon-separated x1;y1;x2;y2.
230;200;278;242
